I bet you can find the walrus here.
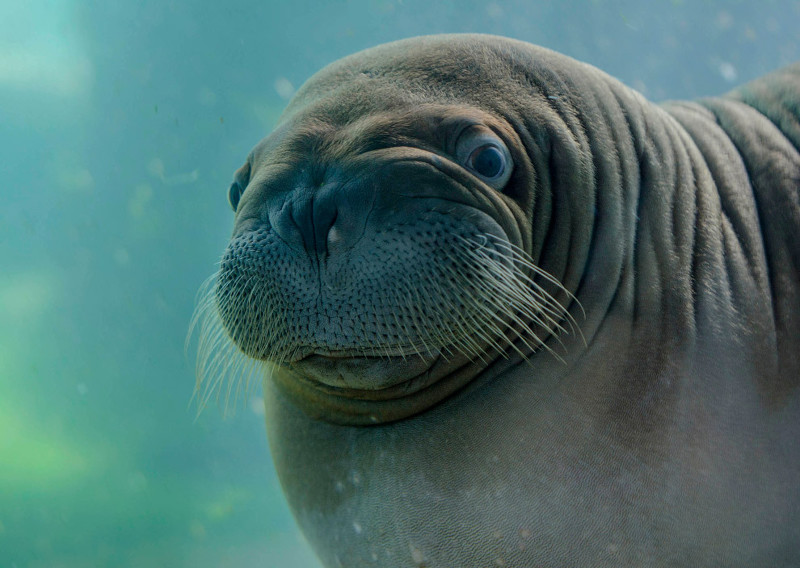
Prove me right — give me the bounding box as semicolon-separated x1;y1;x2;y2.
193;34;800;567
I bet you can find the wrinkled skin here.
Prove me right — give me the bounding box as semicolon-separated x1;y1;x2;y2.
210;35;800;566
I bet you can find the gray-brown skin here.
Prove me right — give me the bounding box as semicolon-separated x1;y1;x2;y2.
213;35;800;566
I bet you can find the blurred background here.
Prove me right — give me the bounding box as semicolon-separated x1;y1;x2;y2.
1;1;798;566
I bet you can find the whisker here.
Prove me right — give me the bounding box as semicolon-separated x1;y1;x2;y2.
190;230;583;415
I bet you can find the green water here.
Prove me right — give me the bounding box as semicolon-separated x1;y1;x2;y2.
1;1;797;566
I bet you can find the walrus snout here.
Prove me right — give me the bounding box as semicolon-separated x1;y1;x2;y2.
284;185;340;257
268;169;374;259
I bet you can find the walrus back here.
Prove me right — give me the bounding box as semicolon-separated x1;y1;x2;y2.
727;62;800;151
664;63;800;399
709;63;800;390
731;63;800;382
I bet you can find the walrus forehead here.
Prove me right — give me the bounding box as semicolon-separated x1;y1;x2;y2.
282;34;561;118
249;103;519;168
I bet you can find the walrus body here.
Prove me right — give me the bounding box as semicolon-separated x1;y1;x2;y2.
199;35;800;566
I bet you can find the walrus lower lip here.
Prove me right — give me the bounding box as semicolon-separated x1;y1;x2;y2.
308;347;431;358
291;351;438;390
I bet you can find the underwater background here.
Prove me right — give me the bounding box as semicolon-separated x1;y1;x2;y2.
1;1;798;566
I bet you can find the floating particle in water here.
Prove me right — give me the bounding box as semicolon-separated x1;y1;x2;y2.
715;10;734;31
113;247;130;266
719;61;738;82
486;3;503;19
128;184;153;218
274;77;295;100
147;158;165;179
197;87;217;106
249;396;265;416
0;272;56;319
127;471;148;492
190;520;206;539
409;543;426;565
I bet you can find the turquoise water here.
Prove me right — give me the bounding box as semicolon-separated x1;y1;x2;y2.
1;1;797;566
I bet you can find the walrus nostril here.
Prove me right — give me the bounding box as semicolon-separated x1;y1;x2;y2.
288;189;340;257
312;195;339;257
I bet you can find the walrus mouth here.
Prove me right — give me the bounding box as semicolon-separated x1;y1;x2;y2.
290;349;440;390
189;231;579;417
292;345;439;362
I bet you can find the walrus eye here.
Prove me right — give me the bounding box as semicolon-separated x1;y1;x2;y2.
469;145;505;179
228;180;243;212
229;161;251;212
455;127;513;190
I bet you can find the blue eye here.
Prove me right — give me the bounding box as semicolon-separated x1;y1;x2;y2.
228;180;243;211
469;145;505;179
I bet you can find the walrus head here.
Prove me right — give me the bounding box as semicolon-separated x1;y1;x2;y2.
193;36;604;425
